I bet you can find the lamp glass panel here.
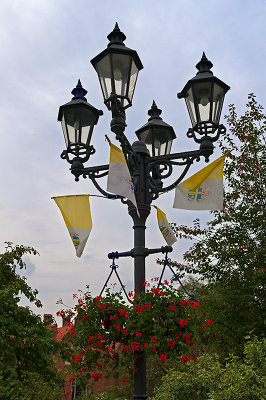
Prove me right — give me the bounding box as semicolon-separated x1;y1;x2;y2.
111;53;131;107
95;55;112;100
139;128;172;157
166;139;173;155
212;83;225;124
80;108;95;145
185;87;197;127
128;60;138;102
64;108;80;144
138;128;152;155
61;114;69;147
193;81;211;122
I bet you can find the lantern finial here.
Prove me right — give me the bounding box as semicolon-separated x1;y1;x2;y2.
148;101;162;120
196;53;213;75
107;23;126;47
71;80;88;101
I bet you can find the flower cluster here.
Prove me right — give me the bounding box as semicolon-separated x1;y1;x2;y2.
58;281;213;388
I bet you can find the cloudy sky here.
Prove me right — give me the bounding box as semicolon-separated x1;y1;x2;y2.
0;0;265;324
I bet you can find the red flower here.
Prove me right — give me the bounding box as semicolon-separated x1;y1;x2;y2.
114;323;121;331
160;352;168;364
135;331;142;337
91;372;103;380
68;375;75;383
179;319;189;327
168;305;175;311
118;308;129;318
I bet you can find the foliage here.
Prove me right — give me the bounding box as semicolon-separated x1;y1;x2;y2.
171;94;266;344
58;280;212;391
0;242;62;400
151;337;266;400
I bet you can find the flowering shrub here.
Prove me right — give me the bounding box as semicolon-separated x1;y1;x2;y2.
58;280;213;388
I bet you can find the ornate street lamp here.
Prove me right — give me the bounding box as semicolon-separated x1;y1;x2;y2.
58;80;103;179
91;22;143;111
178;52;230;153
57;23;230;400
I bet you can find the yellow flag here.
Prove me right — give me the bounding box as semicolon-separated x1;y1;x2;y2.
106;137;139;215
53;195;92;257
154;206;177;246
173;153;229;210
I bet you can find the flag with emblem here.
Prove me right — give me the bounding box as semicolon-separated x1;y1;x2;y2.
173;153;229;210
53;194;92;257
154;206;177;246
106;136;139;215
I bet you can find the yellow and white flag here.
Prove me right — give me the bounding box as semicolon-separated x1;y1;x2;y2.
53;195;92;257
106;137;139;214
154;206;177;246
173;153;229;210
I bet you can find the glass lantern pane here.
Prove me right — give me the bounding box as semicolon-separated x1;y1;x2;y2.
166;139;173;155
128;60;138;102
193;82;211;122
80;108;94;145
139;128;172;157
64;108;81;144
138;129;153;156
112;53;131;103
212;83;225;125
96;55;112;100
185;87;197;127
153;128;171;156
61;114;69;147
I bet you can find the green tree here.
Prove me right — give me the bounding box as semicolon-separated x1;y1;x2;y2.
171;94;265;352
0;242;63;400
151;337;266;400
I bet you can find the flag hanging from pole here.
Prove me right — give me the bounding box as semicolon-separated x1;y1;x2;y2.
53;194;92;257
173;153;229;210
106;136;139;215
154;206;177;246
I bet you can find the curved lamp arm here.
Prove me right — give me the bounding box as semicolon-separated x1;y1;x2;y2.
148;149;204;194
81;164;123;200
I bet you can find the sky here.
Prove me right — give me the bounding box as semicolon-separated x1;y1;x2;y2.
0;0;265;324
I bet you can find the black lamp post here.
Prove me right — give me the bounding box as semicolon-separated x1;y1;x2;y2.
58;23;230;400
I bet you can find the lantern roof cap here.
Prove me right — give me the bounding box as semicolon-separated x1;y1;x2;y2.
91;24;143;71
195;52;213;76
71;80;88;101
135;101;176;139
107;23;126;47
58;82;103;122
177;53;230;99
148;100;162;121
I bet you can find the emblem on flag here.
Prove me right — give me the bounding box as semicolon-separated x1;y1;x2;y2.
71;234;80;248
187;187;209;202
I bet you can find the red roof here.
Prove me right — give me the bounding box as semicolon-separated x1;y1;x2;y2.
56;326;71;341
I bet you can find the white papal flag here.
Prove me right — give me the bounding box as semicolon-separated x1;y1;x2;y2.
106;136;139;215
173;153;229;210
154;206;177;246
53;195;92;257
